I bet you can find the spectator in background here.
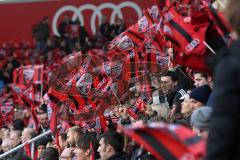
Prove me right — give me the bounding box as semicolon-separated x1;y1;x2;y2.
21;128;36;143
159;71;187;108
175;93;193;127
43;38;55;54
97;131;130;160
191;106;212;139
157;71;187;120
33;17;50;53
2;138;11;153
61;147;75;160
73;132;99;160
193;72;213;89
189;85;212;110
38;112;49;134
66;126;82;147
9;130;22;149
78;20;91;50
39;147;59;160
37;112;53;143
58;14;71;38
9;130;22;159
111;18;126;38
36;138;51;158
58;38;71;55
59;132;68;152
94;26;105;49
67;19;90;52
99;16;111;40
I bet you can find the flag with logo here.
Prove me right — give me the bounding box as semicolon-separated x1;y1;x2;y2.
13;65;44;85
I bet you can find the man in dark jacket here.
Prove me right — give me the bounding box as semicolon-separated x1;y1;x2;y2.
97;131;130;160
206;0;240;159
159;71;188;108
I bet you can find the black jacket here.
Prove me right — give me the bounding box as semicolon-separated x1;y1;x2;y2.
107;152;130;160
206;39;240;160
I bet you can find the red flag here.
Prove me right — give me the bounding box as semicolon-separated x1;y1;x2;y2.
162;6;206;55
24;143;31;158
13;65;44;85
90;142;95;160
24;142;39;160
123;122;206;160
0;105;14;127
95;115;108;134
204;4;233;46
127;98;147;120
62;51;82;64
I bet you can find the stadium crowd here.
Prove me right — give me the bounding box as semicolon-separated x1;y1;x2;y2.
0;0;238;160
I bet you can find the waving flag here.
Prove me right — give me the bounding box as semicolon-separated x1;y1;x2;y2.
13;65;44;85
123;122;206;160
162;6;206;55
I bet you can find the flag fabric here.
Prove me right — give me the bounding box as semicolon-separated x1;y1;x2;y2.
13;65;44;85
95;115;108;134
24;143;31;158
123;122;206;160
204;4;233;46
127;98;147;120
162;6;206;56
0;104;14;127
90;142;95;160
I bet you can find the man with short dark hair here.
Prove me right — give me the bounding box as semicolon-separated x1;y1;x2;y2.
97;131;129;160
38;113;50;133
39;147;59;160
193;72;213;89
159;71;187;108
73;132;99;160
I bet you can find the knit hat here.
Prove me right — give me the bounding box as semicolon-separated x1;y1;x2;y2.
190;85;212;104
191;106;212;130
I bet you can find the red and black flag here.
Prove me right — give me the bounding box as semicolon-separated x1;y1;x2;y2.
95;115;108;134
133;9;155;33
162;6;206;55
0;104;14;128
127;98;147;120
13;65;44;85
123;122;206;160
204;3;233;46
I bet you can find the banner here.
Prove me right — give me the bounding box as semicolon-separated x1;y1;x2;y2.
0;0;154;42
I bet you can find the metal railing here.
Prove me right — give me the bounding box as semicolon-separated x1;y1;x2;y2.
0;129;52;159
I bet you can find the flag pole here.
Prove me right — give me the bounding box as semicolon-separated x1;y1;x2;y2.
204;41;216;54
218;0;225;9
